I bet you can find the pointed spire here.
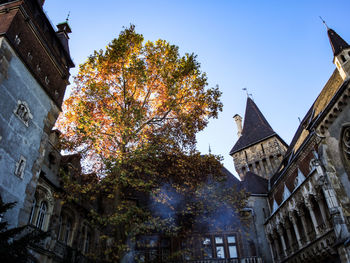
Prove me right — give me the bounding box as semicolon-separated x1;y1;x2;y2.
230;97;276;155
327;28;350;57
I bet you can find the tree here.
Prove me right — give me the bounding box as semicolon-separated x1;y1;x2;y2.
0;202;47;262
57;25;247;262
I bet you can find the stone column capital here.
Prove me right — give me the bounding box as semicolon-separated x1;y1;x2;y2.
277;226;284;235
296;208;305;217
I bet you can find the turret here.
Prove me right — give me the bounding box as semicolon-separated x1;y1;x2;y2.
326;26;350;80
230;97;288;180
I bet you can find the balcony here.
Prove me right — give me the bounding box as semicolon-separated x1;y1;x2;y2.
173;257;263;263
280;229;336;263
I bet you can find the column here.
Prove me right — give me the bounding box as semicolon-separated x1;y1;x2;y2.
289;213;303;249
267;237;277;262
305;200;321;237
285;221;295;254
277;227;287;258
298;209;310;244
272;232;281;261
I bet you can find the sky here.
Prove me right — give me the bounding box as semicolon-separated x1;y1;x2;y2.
44;0;350;178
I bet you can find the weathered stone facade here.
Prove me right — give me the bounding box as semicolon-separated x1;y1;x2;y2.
232;136;287;180
231;27;350;263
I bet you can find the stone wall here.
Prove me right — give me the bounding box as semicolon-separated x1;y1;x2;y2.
0;37;57;226
233;136;287;180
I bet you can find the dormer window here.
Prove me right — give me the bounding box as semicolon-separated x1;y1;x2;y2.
14;100;32;127
282;184;291;201
272;199;278;213
295;168;306;189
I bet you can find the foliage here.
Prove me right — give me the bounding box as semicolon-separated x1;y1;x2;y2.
0;202;47;263
57;25;247;261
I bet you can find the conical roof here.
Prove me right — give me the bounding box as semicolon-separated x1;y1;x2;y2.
327;28;350;56
230;97;276;155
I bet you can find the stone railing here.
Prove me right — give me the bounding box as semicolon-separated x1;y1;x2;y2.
53;240;67;258
173;257;262;263
282;229;336;263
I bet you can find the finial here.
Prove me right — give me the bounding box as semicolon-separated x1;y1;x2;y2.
242;87;253;100
66;11;70;23
319;16;329;30
209;144;212;154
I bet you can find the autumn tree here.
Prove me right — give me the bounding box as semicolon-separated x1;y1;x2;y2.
57;25;248;262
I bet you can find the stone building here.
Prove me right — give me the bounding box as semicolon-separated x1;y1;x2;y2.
231;26;350;262
0;0;98;262
2;1;350;263
0;0;73;228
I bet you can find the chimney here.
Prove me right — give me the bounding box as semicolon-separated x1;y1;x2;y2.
234;114;243;138
56;22;72;54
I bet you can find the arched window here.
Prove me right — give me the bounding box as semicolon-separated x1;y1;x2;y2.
57;216;62;240
81;224;92;254
84;232;91;254
36;201;47;230
340;125;350;176
342;126;350;160
29;198;36;224
64;219;72;244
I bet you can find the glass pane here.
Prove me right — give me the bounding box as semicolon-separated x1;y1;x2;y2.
229;245;237;258
162;249;170;261
203;247;213;259
161;239;170;247
215;237;223;244
135;253;145;262
216;246;225;258
203;237;211;245
149;237;157;248
227;236;236;243
149;250;157;260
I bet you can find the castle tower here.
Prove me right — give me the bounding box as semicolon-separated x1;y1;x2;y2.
327;27;350;80
0;0;74;226
230;97;288;180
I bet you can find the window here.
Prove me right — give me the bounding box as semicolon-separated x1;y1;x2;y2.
14;101;32;126
341;55;346;63
215;236;225;258
84;232;90;254
36;201;47;230
135;235;166;262
81;224;92;254
57;216;62;240
14;156;26;178
227;236;238;258
29;198;36;224
202;237;213;259
64;219;72;244
342;126;350;160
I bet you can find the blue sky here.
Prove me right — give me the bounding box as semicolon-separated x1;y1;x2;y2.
44;0;350;177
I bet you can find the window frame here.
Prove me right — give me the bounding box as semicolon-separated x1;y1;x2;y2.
13;100;32;127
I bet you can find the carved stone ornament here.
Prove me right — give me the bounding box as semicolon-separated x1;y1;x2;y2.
342;126;350;160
